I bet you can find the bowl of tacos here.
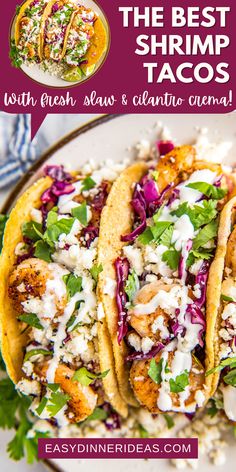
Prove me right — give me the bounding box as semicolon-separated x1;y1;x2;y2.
10;0;109;86
1;114;236;471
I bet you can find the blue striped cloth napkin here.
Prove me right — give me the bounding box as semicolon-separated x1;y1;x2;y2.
0;113;38;189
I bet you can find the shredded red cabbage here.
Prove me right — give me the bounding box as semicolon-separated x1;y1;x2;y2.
82;225;99;248
167;187;180;206
41;181;74;204
143;179;159;203
126;342;164;361
195;261;209;308
115;257;130;344
52;2;59;13
178;240;193;281
101;403;121;430
91;181;110;213
121;197;147;242
44;165;72;182
156;140;174;156
186;304;206;347
171;315;185;337
16;245;35;264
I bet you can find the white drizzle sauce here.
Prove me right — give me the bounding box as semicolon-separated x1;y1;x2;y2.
46;292;83;383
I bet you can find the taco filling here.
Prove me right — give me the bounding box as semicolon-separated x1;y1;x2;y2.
63;6;96;66
15;0;49;63
43;1;77;62
98;144;235;414
2;161;129;425
207;197;236;422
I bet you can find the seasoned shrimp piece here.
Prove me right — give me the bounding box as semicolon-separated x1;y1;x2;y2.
221;276;236;299
156;145;196;192
8;258;67;315
129;282;172;340
130;351;204;413
225;226;236;276
41;363;97;423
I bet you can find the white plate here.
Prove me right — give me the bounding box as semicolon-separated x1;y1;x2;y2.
4;113;236;472
13;0;109;87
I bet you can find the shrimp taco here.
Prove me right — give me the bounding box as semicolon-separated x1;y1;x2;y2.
98;143;236;414
14;0;49;63
0;163;128;426
206;196;236;422
41;0;78;63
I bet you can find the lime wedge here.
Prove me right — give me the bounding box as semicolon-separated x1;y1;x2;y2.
62;67;83;82
80;64;96;77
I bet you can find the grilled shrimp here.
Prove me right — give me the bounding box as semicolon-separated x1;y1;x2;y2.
225;226;236;277
221;276;236;299
156;145;223;194
8;258;66;315
129;282;172;340
130;351;204;413
41;363;97;423
156;145;196;192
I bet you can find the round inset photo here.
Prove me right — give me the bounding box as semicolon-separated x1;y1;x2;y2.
10;0;110;87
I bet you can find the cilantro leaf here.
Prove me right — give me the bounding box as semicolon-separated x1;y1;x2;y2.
10;39;23;68
223;368;236;387
125;269;140;303
169;370;189;393
206;357;236;376
159;224;174;247
0;378;20;429
82;176;96;191
34;240;52;262
90;264;103;283
72;367;109;386
46;391;70;417
193;219;218;250
148;358;163;384
171;200;217;230
45;217;75;243
72;202;88;226
139;424;149;438
191;249;214;261
207;399;218;418
47;383;60;392
85;407;108;422
0;214;8;252
46;208;58;227
63;273;82;298
22;221;43;242
151;221;172;241
35;397;47;416
221;294;235;302
162;249;180;270
187;182;227;200
18;313;43;330
138;227;153;245
24;349;52;362
163;414;175;429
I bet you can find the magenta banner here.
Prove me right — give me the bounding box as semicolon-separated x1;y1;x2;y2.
0;1;235;137
38;438;198;459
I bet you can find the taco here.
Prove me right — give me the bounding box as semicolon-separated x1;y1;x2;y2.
207;196;236;421
41;0;78;62
0;164;128;425
98;144;236;414
62;5;97;67
14;0;49;63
